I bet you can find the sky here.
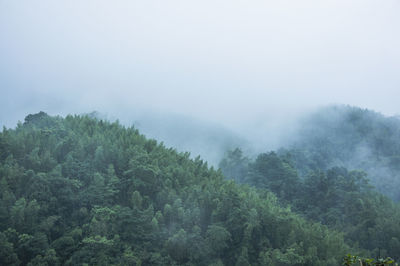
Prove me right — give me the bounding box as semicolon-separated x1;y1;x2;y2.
1;0;400;130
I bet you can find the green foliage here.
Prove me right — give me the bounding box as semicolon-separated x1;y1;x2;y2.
343;254;396;266
0;231;20;265
220;148;400;260
0;112;356;265
219;148;249;183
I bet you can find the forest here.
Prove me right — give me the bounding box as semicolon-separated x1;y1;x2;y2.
0;108;399;265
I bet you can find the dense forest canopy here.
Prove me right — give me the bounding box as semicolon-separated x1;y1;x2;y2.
0;112;359;265
220;106;400;262
0;109;398;265
220;149;400;261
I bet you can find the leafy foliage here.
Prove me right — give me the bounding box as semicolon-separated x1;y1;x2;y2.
343;254;396;266
220;148;400;260
0;112;353;265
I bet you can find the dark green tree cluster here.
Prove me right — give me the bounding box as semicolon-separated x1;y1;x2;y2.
0;112;353;265
220;149;400;260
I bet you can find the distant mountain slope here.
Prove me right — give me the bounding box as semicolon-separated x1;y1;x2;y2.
282;105;400;201
88;111;248;167
0;112;352;265
129;112;248;167
220;149;400;260
219;105;400;260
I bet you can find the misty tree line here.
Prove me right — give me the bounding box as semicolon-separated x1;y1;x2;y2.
219;147;400;261
0;112;362;265
285;106;400;202
0;110;398;265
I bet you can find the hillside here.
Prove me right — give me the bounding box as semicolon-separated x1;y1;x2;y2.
220;149;400;260
282;105;400;201
0;112;354;265
219;105;400;260
118;111;247;167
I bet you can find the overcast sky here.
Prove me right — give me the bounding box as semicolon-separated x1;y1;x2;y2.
1;0;399;129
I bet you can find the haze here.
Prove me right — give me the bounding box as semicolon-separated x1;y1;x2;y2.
1;0;400;134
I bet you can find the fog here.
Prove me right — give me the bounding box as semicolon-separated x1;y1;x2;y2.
1;0;400;162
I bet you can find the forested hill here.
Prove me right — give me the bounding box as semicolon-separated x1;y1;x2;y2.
0;112;355;265
220;149;400;261
219;105;400;261
282;105;400;201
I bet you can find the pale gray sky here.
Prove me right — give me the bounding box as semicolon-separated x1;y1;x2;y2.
1;0;400;128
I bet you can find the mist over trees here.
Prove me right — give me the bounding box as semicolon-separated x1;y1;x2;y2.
220;150;400;260
0;112;357;265
220;105;400;261
118;105;400;202
282;105;400;201
1;0;399;264
1;107;399;265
